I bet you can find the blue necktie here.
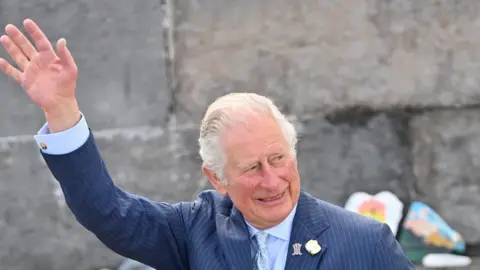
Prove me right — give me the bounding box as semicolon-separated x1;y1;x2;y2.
254;231;269;270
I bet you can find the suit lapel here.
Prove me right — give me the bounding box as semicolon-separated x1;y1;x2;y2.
285;191;331;270
215;197;252;270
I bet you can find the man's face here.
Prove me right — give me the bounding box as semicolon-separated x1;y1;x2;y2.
206;114;300;229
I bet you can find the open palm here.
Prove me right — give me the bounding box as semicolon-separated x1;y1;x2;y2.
0;19;77;111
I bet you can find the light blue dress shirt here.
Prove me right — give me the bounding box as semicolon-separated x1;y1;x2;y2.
245;204;298;270
33;113;299;270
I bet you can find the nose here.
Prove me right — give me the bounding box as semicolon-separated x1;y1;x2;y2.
259;163;281;189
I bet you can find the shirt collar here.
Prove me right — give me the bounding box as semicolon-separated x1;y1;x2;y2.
245;203;298;241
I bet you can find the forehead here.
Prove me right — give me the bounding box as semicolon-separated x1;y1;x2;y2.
221;115;288;164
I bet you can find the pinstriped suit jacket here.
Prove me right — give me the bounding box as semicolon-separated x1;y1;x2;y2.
42;131;414;269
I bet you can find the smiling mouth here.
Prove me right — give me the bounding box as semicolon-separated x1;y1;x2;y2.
258;191;285;202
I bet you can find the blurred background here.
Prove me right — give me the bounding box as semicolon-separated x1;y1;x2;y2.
1;0;479;269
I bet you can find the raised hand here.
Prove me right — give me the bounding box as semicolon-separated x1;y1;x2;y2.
0;19;80;132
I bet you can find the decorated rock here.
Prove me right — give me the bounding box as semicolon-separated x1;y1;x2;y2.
344;191;404;235
397;201;467;266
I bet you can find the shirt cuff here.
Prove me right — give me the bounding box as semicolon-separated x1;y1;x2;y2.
33;113;90;155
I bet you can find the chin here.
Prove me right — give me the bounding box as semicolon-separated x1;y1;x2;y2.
261;199;294;222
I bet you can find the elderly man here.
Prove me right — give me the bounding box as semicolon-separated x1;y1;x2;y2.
0;19;414;269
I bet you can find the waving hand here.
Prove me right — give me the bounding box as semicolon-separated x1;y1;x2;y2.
0;19;80;132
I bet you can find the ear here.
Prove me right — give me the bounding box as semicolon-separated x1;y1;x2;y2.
202;166;228;196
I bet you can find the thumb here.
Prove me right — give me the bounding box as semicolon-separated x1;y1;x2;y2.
56;38;77;71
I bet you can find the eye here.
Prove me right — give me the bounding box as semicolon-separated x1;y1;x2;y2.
244;164;259;172
271;154;284;162
267;155;284;167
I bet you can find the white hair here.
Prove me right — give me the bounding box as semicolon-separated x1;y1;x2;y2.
198;92;298;182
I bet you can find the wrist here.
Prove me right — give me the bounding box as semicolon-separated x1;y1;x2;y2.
43;100;81;133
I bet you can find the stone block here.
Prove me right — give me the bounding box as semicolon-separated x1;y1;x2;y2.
411;109;480;243
173;0;480;124
295;111;414;207
0;0;170;137
0;125;205;270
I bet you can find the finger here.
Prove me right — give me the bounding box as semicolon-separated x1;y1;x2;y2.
0;35;29;71
23;19;54;54
5;24;37;60
0;58;23;85
56;38;77;71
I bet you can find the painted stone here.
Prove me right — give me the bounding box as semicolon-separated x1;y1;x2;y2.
397;201;467;264
344;191;404;235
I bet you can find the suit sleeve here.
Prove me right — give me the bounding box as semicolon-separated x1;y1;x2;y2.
371;223;415;269
41;130;199;270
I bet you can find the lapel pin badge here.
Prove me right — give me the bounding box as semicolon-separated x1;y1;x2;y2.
305;239;321;255
292;243;303;256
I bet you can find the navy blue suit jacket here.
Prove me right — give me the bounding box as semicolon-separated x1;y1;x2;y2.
42;131;414;269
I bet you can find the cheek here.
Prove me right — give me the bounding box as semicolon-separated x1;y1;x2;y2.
274;160;298;181
229;177;258;196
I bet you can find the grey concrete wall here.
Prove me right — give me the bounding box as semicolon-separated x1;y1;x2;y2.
173;0;480;124
0;0;171;137
1;0;479;269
